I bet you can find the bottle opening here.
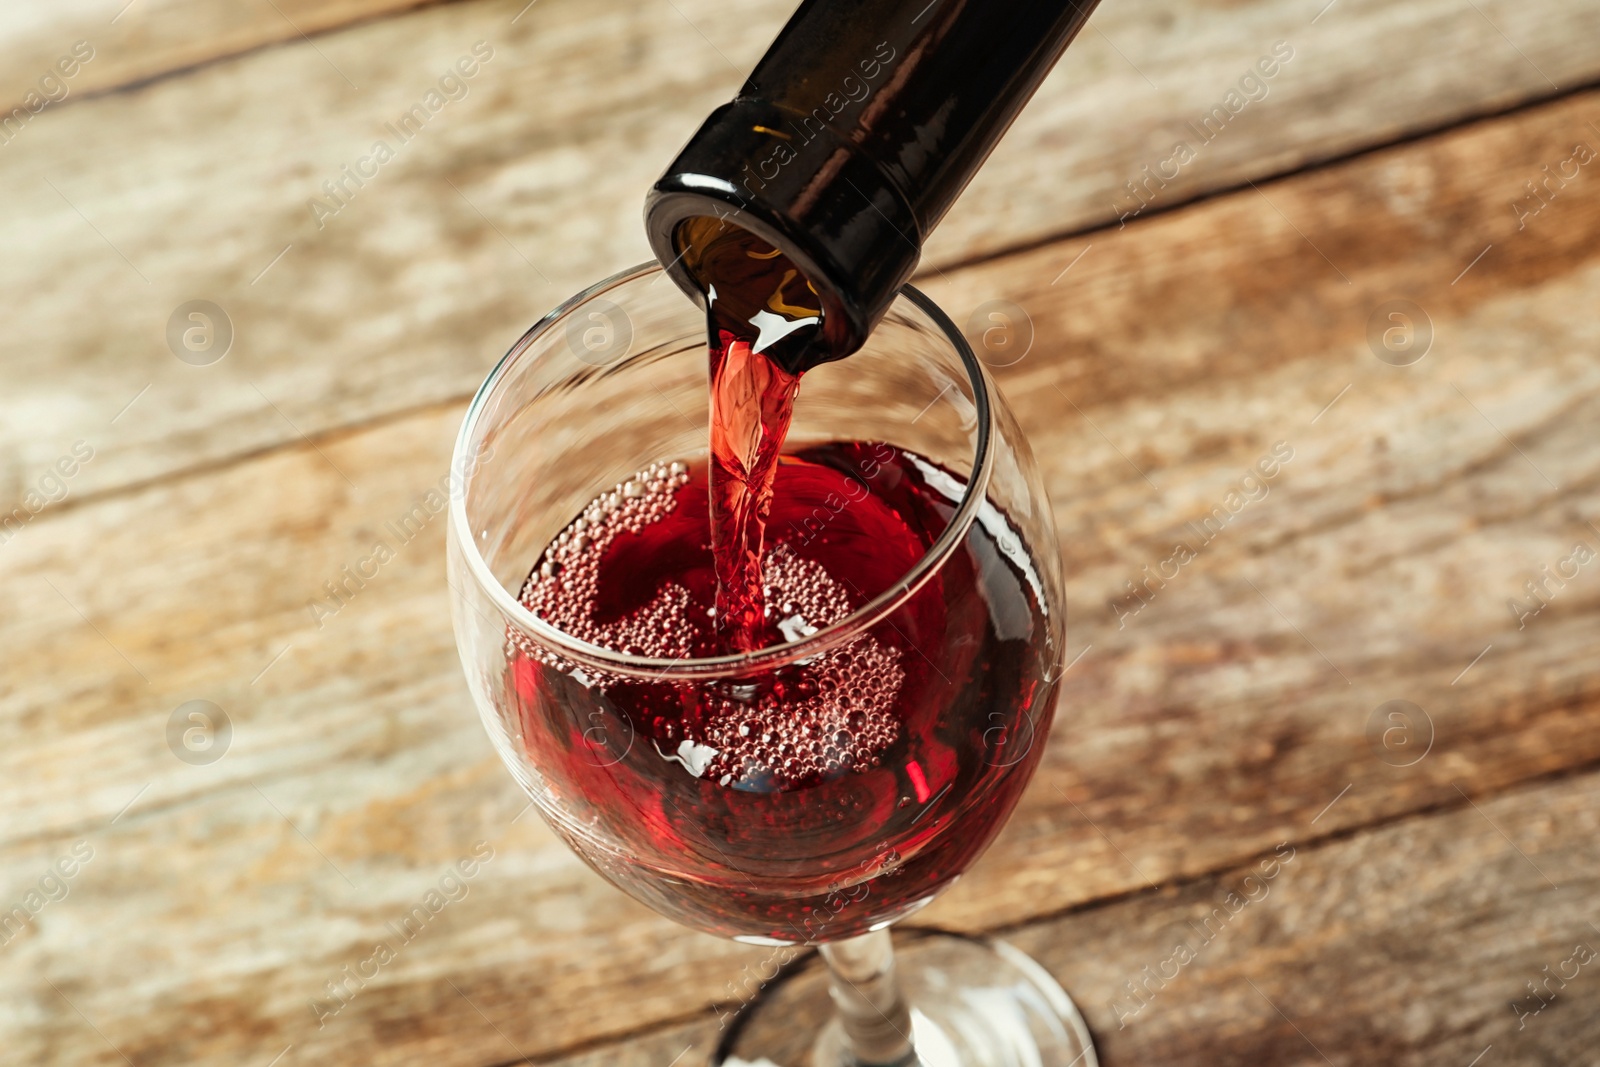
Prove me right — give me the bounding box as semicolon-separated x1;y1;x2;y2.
675;216;830;375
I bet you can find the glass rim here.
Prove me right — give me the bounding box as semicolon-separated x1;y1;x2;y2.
448;260;995;678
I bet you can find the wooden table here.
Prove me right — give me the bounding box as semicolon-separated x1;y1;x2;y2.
3;0;1598;1063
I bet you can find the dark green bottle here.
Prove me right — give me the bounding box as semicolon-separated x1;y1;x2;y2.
645;0;1102;371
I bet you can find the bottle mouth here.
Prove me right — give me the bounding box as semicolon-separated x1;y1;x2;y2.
670;215;829;377
648;187;863;364
447;261;994;681
644;99;924;367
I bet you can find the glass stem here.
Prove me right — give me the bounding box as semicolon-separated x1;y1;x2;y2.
818;929;917;1066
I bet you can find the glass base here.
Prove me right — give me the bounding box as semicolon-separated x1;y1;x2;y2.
713;929;1098;1067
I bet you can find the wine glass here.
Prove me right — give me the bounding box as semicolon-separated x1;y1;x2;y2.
446;263;1093;1065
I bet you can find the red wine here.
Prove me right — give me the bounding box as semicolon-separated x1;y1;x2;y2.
706;335;800;651
511;443;1057;942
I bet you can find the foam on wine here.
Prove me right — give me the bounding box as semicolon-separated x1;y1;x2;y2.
520;460;700;661
519;457;906;789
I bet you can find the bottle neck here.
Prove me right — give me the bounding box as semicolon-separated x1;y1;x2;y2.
645;0;1101;366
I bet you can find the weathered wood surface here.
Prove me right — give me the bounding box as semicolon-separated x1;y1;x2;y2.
3;0;1599;508
1016;770;1600;1064
4;76;1599;1064
0;0;437;104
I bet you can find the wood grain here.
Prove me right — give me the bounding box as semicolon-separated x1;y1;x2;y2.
3;89;1598;1065
1013;771;1600;1065
3;0;1599;507
0;0;441;104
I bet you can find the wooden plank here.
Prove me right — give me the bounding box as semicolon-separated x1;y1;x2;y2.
4;88;1600;1067
0;0;439;105
1012;772;1600;1064
537;770;1600;1066
3;0;1599;503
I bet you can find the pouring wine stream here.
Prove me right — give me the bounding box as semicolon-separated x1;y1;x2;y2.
692;220;827;653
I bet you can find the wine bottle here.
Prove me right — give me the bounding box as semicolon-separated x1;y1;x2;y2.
644;0;1102;371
